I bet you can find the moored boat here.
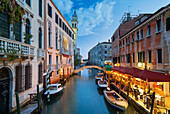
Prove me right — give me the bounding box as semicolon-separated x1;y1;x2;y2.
103;90;128;111
98;80;108;88
95;74;103;80
44;83;64;95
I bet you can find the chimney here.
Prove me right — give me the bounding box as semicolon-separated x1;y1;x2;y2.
127;13;131;21
108;39;110;42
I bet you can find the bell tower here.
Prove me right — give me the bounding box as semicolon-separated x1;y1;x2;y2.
71;10;78;54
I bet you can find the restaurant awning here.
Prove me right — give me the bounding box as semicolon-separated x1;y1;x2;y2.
139;70;170;82
112;66;170;82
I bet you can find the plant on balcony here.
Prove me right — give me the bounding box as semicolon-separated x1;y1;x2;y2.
24;33;33;44
0;0;24;25
0;45;23;62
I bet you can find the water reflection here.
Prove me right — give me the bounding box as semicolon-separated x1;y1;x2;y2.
40;69;135;114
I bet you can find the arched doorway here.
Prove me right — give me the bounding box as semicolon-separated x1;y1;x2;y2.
0;67;10;113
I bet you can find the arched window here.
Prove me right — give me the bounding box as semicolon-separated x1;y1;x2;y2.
25;19;31;44
75;23;76;28
166;17;170;31
38;28;42;48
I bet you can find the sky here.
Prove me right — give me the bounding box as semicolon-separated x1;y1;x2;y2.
54;0;170;59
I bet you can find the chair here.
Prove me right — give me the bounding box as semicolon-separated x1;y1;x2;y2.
161;97;165;107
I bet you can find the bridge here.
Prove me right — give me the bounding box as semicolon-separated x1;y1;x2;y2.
74;65;103;74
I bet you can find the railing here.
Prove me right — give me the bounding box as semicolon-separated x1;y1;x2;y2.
62;48;69;55
0;37;35;57
37;48;45;60
48;64;55;71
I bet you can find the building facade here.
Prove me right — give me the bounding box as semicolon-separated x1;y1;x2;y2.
0;0;45;113
112;4;170;96
89;41;112;67
44;0;74;84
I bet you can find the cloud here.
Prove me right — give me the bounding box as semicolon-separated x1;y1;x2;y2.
53;0;73;15
54;0;116;36
77;0;116;36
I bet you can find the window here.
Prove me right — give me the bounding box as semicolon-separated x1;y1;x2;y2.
123;40;124;46
38;62;43;84
123;55;125;63
132;34;134;42
14;18;22;42
147;25;151;36
140;29;143;39
105;51;107;54
56;28;58;49
25;63;32;90
133;53;135;63
55;13;58;24
38;28;42;48
39;0;42;17
25;19;31;44
48;25;52;47
166;17;170;31
15;64;23;93
49;55;52;64
157;49;162;63
138;51;145;63
148;50;151;63
59;18;62;27
48;4;52;18
105;45;107;48
0;12;10;38
156;19;161;32
127;54;131;63
136;31;139;40
62;22;65;30
119;42;121;48
26;0;31;6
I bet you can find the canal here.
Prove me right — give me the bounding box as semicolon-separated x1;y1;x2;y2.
41;69;136;114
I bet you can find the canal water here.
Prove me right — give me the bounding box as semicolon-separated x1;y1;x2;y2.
41;69;136;114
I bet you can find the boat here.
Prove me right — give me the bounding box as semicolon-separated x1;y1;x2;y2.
44;83;64;95
103;90;128;111
95;74;103;80
97;80;108;88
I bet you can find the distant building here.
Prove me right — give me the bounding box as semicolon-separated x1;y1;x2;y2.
89;40;112;66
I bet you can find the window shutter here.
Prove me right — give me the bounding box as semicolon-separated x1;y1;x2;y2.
15;64;23;93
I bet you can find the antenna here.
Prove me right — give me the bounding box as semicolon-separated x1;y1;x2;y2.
128;6;132;13
137;10;142;15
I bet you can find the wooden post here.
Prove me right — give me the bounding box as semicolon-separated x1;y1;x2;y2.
16;92;21;114
108;74;111;88
150;92;155;114
37;84;41;112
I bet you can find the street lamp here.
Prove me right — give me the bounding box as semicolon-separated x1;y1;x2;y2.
138;62;142;67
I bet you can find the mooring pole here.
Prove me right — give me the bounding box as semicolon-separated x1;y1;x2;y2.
150;92;155;114
37;84;41;112
16;92;21;114
46;71;50;103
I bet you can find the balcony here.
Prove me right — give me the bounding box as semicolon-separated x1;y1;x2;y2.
48;64;55;71
62;48;69;55
0;37;35;58
37;48;45;60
